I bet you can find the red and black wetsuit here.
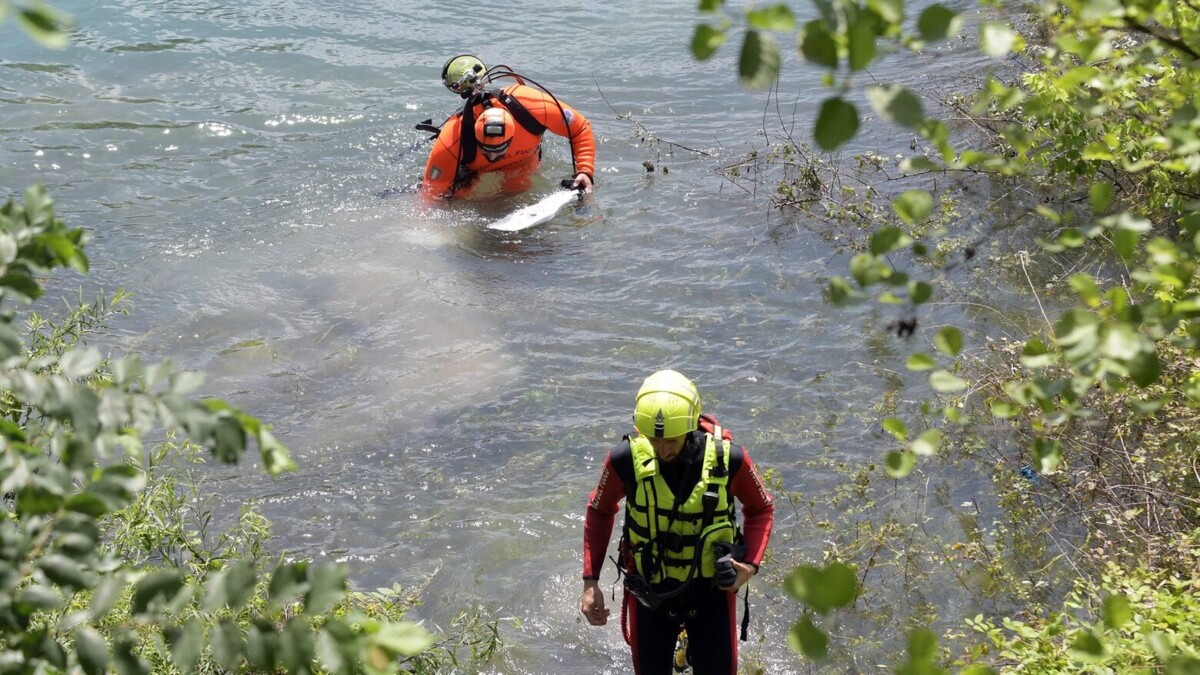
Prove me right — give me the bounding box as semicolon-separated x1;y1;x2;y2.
583;427;774;675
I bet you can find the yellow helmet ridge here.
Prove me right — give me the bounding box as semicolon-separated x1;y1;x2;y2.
633;370;701;439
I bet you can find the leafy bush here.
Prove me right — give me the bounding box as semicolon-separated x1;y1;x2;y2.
688;0;1200;669
965;532;1200;673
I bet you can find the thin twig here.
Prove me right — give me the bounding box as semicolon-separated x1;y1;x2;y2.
1018;250;1054;333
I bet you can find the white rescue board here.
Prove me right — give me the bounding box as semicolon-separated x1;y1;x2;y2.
487;188;582;232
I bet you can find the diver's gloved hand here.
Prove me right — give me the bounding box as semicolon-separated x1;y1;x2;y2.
714;543;738;588
562;174;593;192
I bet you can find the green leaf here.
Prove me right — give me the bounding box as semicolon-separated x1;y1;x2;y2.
691;23;726;61
747;4;796;31
847;18;877;71
1077;0;1122;21
62;438;94;472
828;276;866;306
867;0;903;24
909;280;933;304
907;353;936;371
788;614;830;659
893;190;933;225
900;156;938;173
373;621;435;656
210;413;248;464
933;327;963;356
783;563;858;613
115;636;149;675
17;7;70;49
316;626;351;675
697;0;723;12
66;491;112;518
1089;182;1114;212
979;22;1016;57
269;561;311;609
1020;339;1058;368
798;20;838;68
1102;594;1132;630
89;574;125;620
870;227;910;255
74;627;110;675
990;399;1020;419
165;620;204;675
1082;142;1114;161
814;98;859;150
1146;631;1172;662
205;559;258;611
305;563;348;615
170;371;206;396
131;570;185;618
59;348;103;379
16;482;64;516
1034;438;1063;474
738;30;781;90
0;232;16;267
1069;274;1102;306
280;619;316;674
1113;228;1139;261
1107;213;1152;232
885;450;916;477
246;620;279;670
1056;228;1085;248
882;417;907;440
929;370;967;392
1101;325;1142;361
37;554;91;591
211;618;244;671
908;627;938;661
1068;629;1106;662
0;322;23;359
910;429;942;456
258;429;297;476
917;4;962;41
866;85;924;128
850;253;882;286
1128;348;1161;387
16;585;63;613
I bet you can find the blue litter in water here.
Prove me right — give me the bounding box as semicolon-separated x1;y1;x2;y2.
1019;464;1041;486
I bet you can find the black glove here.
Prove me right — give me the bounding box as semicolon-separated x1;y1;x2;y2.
714;543;738;588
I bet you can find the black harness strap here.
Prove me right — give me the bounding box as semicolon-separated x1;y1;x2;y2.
414;118;440;135
487;87;547;136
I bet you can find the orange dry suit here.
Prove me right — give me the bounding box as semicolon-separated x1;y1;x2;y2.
420;83;595;200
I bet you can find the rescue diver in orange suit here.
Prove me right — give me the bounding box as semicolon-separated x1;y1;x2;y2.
581;370;774;675
421;54;595;200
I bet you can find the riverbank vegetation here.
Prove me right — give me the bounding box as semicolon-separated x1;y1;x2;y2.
0;6;499;674
694;0;1199;671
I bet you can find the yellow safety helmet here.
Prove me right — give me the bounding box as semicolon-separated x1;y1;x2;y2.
633;370;701;439
442;54;486;97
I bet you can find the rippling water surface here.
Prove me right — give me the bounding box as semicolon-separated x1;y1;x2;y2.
2;0;1003;671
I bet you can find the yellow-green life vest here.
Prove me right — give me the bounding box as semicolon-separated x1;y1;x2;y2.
624;428;736;584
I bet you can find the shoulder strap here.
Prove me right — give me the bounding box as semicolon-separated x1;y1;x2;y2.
488;87;547;137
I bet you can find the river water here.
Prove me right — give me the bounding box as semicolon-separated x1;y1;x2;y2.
2;0;1014;672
